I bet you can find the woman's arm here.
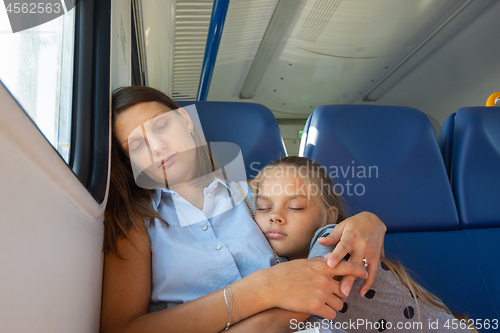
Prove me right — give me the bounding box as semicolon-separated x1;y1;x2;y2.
225;308;310;333
317;211;386;297
100;224;368;333
223;260;367;333
100;224;269;333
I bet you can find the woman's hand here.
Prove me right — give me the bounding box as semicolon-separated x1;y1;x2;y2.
317;211;386;298
217;259;368;332
255;257;368;320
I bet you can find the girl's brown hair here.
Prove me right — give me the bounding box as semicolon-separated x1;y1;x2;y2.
104;86;216;256
252;156;476;332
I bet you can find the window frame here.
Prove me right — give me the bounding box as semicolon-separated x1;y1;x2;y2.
69;0;111;204
131;0;148;86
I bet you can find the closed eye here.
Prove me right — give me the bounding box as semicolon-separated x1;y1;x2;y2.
155;121;168;131
289;207;304;211
130;140;144;151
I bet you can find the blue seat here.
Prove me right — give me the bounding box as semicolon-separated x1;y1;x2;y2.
300;104;458;232
451;107;500;318
300;104;499;324
451;107;500;229
176;101;286;180
385;231;498;321
438;112;456;179
463;228;500;318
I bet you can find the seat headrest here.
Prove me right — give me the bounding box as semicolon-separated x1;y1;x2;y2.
176;101;286;180
452;107;500;228
301;105;459;232
438;112;456;179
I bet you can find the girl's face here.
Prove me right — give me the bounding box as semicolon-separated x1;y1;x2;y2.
113;101;197;187
254;170;323;260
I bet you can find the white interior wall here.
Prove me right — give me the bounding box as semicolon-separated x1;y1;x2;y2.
0;84;105;332
279;121;307;156
363;0;500;131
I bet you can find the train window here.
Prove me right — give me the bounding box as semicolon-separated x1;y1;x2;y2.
0;0;111;203
0;7;75;163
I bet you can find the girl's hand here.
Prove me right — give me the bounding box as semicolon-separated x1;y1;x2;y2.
257;258;368;320
317;211;386;298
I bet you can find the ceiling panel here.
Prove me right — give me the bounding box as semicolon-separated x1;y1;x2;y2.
209;0;474;118
207;0;279;102
254;0;470;116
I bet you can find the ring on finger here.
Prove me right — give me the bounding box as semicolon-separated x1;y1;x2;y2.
362;258;368;268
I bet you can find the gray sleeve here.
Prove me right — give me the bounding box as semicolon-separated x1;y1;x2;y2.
308;224;337;258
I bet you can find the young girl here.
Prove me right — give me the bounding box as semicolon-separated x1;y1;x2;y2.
252;156;475;333
101;86;387;333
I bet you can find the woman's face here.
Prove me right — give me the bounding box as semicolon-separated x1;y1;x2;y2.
254;170;323;260
113;101;197;187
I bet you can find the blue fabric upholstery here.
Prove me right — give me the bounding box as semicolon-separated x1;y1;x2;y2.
385;231;499;322
300;104;500;325
438;112;456;179
301;105;459;232
450;108;500;324
176;101;286;180
452;107;500;228
464;228;500;318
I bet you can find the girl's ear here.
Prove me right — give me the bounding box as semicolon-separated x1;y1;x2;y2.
177;107;194;130
327;206;339;224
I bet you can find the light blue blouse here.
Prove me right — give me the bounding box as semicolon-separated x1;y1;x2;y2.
147;178;279;312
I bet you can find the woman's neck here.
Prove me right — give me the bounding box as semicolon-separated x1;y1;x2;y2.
170;182;204;210
168;169;224;211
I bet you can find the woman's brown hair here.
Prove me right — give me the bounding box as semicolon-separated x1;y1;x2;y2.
104;86;216;256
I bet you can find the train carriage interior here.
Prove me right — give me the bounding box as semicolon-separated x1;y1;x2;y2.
0;0;499;331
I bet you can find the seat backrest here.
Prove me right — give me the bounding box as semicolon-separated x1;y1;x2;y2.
452;107;500;228
176;101;286;180
300;105;459;232
384;230;499;322
438;112;455;179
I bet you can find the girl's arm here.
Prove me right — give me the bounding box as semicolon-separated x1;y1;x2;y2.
100;223;368;333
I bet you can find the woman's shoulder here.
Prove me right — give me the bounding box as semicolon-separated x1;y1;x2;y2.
227;180;252;196
227;180;256;210
110;221;151;259
229;179;251;189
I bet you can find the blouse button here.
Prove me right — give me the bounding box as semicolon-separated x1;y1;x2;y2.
207;193;212;198
214;184;218;189
216;245;222;250
203;225;208;231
